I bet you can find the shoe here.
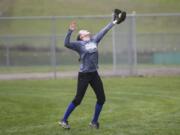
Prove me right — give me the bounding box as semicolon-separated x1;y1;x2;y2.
58;120;70;129
89;121;100;129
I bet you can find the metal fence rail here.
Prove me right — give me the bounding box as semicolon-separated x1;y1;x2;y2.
0;13;180;79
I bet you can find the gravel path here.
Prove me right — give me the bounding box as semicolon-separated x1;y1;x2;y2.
0;67;180;80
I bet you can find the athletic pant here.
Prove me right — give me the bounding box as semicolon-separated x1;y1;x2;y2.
72;71;106;106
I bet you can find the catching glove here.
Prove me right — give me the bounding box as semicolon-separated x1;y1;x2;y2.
113;9;126;24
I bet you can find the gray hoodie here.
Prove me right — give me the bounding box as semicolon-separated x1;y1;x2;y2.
64;22;114;73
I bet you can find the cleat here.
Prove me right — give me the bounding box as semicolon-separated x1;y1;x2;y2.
89;121;100;129
58;120;70;130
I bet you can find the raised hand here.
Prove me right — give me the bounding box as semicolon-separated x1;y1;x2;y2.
69;21;77;31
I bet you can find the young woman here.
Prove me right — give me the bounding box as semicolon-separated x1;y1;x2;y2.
59;9;126;129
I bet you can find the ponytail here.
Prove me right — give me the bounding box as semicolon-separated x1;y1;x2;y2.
77;35;81;41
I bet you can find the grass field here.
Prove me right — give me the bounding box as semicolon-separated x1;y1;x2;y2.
8;0;180;16
0;77;180;135
1;0;180;36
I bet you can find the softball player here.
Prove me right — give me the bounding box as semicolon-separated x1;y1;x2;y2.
59;9;126;129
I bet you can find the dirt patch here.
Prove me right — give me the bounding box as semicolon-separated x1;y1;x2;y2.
0;67;180;80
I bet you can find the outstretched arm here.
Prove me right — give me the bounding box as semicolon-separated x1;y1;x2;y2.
64;21;80;51
93;9;126;44
93;22;115;44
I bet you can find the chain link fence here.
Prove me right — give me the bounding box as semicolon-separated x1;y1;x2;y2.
0;13;180;79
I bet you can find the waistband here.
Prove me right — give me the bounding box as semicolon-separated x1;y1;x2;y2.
78;70;98;75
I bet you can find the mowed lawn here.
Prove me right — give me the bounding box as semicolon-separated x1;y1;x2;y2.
0;77;180;135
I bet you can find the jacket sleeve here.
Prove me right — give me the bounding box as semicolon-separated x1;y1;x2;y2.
93;22;115;44
64;29;81;52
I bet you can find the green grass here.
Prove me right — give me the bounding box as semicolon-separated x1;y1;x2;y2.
0;77;180;135
0;64;113;74
0;0;180;36
0;0;180;62
0;65;79;74
10;0;180;16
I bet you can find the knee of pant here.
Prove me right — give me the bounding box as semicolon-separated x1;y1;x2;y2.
72;99;82;107
97;97;106;105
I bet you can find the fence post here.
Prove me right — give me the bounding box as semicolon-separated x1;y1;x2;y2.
112;26;117;74
128;11;137;76
6;43;10;67
132;11;137;75
51;17;57;79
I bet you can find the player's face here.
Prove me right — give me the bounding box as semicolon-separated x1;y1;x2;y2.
81;33;91;41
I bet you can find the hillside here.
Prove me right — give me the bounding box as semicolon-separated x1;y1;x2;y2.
0;0;180;36
1;0;180;16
